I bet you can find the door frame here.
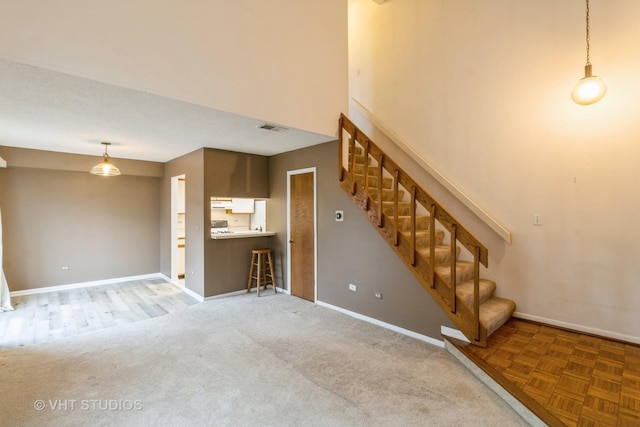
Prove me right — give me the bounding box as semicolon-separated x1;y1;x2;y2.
170;174;186;286
286;167;317;301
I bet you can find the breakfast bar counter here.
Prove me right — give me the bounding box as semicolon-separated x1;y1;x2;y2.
210;231;276;240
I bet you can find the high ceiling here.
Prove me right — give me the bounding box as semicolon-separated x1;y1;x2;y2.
0;1;347;163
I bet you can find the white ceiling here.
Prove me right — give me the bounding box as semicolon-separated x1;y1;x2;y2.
0;1;347;163
0;59;334;162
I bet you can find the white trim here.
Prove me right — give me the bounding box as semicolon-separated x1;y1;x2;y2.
10;273;166;297
204;286;286;301
513;312;640;345
180;285;204;302
0;156;6;168
316;300;444;348
286;167;318;301
351;98;512;244
170;174;186;282
440;326;470;343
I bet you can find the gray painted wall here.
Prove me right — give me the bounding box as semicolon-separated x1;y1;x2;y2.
162;149;205;297
0;152;161;291
161;147;270;298
269;141;455;339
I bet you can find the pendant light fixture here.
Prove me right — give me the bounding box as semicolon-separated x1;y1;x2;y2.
571;0;607;105
90;142;121;176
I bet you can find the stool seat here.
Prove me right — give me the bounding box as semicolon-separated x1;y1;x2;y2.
247;249;276;297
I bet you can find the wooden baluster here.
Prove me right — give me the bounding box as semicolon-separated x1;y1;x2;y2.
450;223;457;313
411;186;417;266
393;170;399;245
377;154;384;227
338;115;344;182
474;246;481;342
350;133;357;195
429;204;436;288
363;140;370;210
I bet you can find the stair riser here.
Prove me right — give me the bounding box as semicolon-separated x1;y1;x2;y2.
354;164;378;177
396;216;429;232
355;176;394;190
419;245;461;266
382;203;413;216
369;190;405;203
353;154;369;165
435;263;475;286
413;231;445;247
456;280;496;308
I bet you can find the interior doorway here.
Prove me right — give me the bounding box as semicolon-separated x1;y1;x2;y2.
171;174;186;286
287;168;316;302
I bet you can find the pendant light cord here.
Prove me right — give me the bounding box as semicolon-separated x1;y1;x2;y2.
585;0;591;66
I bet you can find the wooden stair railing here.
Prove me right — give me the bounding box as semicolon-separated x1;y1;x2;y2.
338;113;515;347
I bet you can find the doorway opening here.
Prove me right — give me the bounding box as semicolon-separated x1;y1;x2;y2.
171;174;186;286
286;168;317;302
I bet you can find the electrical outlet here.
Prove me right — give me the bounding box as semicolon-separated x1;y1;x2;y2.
374;292;382;299
348;283;356;292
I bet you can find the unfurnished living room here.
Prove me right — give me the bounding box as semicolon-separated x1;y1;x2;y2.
1;1;639;426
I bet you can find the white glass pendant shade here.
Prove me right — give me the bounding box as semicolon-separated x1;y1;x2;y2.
90;158;121;176
90;142;121;176
571;65;607;105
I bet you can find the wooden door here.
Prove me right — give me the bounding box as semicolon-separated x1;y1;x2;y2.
289;171;315;301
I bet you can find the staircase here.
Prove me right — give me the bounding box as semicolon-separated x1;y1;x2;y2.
338;114;515;347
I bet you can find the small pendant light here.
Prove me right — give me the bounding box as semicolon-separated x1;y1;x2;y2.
90;142;121;176
571;0;607;105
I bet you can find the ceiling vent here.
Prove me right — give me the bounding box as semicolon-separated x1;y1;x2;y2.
258;123;288;133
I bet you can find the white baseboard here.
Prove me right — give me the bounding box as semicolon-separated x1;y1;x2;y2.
316;300;444;348
181;286;204;302
203;286;285;301
440;326;470;343
9;273;167;297
513;312;640;345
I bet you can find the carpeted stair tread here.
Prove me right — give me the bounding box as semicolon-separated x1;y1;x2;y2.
382;202;413;216
396;216;429;232
479;297;516;337
355;175;393;190
401;229;445;246
456;279;496;309
435;262;475;286
417;245;458;265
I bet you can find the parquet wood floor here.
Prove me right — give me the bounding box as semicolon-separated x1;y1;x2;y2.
449;318;640;426
0;279;198;351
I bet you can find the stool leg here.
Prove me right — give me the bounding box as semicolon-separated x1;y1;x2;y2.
247;252;256;293
256;252;262;297
267;251;276;294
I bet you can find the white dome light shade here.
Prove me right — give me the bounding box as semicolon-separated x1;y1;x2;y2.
571;65;607;106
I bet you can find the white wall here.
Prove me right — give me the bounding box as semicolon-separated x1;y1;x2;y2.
0;0;347;137
349;0;640;342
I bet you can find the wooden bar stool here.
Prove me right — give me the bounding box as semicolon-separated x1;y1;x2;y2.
247;249;276;297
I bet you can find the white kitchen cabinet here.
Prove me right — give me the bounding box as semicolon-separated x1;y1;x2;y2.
231;198;254;213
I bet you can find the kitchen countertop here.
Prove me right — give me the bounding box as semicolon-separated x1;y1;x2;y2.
210;231;276;240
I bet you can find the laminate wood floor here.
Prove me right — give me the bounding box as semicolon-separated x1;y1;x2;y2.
449;319;640;426
0;279;198;351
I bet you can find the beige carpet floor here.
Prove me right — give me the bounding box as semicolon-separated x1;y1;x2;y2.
0;292;528;426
